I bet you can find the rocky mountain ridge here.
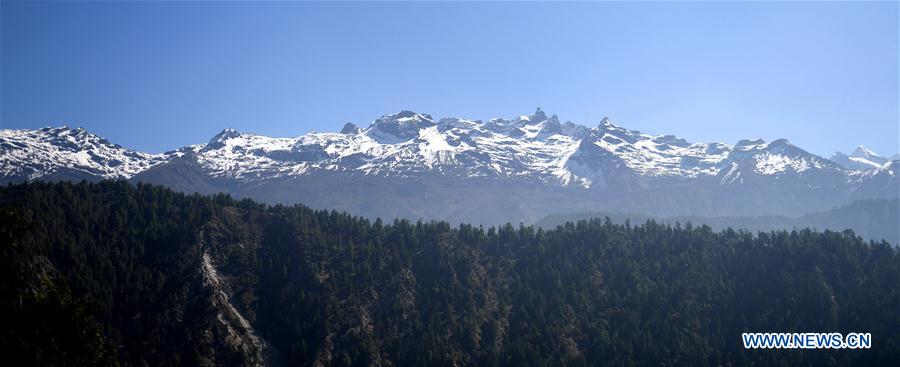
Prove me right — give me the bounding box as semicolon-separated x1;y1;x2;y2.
2;108;896;223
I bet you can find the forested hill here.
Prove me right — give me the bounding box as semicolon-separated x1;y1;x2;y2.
1;181;898;366
535;199;900;246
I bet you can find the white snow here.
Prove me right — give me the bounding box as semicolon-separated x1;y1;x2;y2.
852;145;881;159
590;124;729;178
0;127;169;180
0;110;866;190
848;156;882;169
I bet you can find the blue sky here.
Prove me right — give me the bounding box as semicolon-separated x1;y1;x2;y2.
2;1;897;156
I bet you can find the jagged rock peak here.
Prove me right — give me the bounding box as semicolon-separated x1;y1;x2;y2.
206;128;242;150
531;107;547;122
852;145;881;159
209;128;241;143
340;122;361;134
536;114;563;137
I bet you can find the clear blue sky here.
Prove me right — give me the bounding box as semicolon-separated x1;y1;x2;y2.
2;1;897;156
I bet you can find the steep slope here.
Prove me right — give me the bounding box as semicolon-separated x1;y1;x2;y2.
2;181;899;366
849;160;900;201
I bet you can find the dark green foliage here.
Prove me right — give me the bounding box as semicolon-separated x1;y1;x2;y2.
535;199;900;245
0;207;118;366
0;181;898;366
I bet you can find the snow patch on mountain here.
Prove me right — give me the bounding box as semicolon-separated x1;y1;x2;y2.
727;138;837;177
0;126;168;180
589;119;731;178
1;109;888;193
365;111;435;143
831;145;891;171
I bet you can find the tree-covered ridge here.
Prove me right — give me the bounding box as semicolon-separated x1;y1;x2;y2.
534;199;900;245
0;181;898;366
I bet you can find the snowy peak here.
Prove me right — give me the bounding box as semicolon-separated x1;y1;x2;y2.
578;117;729;179
596;117;621;131
768;138;792;147
527;107;548;123
831;145;889;171
723;137;842;180
595;117;645;143
850;145;889;167
512;109;570;140
212;128;241;140
481;108;560;137
0;126;167;181
366;110;435;143
763;138;807;157
535;114;563;138
206;128;242;149
0;108;888;193
851;145;881;160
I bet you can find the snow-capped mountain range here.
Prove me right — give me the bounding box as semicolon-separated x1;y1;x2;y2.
0;126;171;181
2;108;897;224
